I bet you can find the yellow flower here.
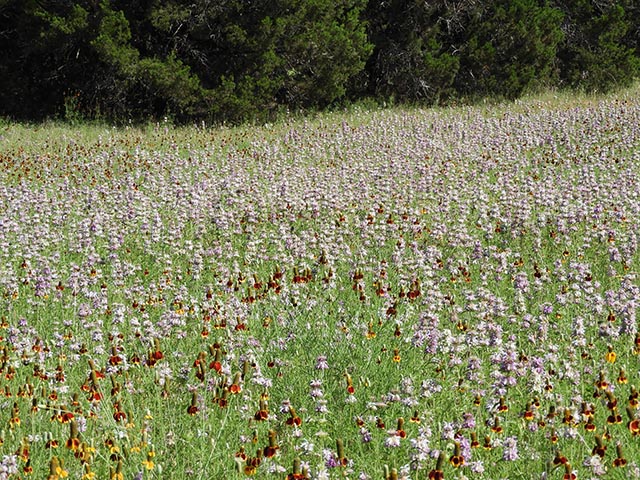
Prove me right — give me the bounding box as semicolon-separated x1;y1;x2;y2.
111;460;124;480
142;449;156;470
366;322;376;339
392;348;401;363
605;346;617;364
82;465;96;480
47;457;68;480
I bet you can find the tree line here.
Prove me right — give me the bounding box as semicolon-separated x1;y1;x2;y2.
1;0;638;124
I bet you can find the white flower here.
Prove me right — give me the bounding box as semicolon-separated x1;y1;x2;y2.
314;467;330;480
384;434;402;448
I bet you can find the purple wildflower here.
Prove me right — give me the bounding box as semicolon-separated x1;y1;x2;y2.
462;412;476;429
502;436;519;461
315;355;329;370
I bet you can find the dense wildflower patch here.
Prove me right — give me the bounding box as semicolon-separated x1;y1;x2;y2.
1;92;640;478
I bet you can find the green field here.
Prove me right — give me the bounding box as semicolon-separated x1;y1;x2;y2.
1;85;640;479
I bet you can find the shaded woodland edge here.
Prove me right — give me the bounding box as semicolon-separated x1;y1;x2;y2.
1;0;638;124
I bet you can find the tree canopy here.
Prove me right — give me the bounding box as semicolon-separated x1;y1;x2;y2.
0;0;638;124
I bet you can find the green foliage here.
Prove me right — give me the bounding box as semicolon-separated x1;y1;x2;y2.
455;0;564;99
36;3;88;36
3;87;640;478
0;0;638;123
90;1;137;71
0;0;209;122
148;0;372;123
134;54;207;119
274;0;373;108
85;1;209;122
363;0;460;104
555;1;639;92
0;0;91;119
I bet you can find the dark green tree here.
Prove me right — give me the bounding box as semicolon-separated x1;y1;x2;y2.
454;0;564;99
0;0;89;119
621;0;640;57
131;0;371;123
0;0;206;122
362;0;460;104
1;0;638;123
554;0;639;92
272;0;372;109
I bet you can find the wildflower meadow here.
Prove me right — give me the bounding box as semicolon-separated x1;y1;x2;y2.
2;86;640;480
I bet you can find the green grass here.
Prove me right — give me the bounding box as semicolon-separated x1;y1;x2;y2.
1;84;640;479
